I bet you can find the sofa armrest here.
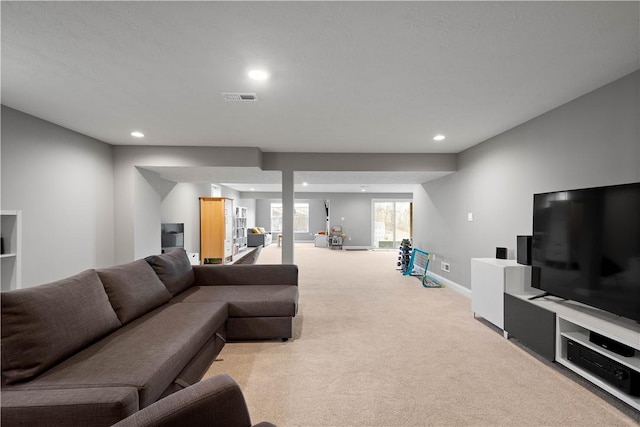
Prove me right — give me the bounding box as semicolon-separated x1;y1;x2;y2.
247;233;269;247
193;264;298;287
112;374;274;427
1;386;139;427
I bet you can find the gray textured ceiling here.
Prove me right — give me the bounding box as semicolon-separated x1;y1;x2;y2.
2;2;639;192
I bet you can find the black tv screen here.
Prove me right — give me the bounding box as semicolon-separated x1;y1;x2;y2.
532;182;640;322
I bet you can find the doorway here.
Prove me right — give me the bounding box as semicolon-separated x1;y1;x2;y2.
372;200;412;249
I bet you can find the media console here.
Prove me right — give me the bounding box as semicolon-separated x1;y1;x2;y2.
507;291;640;410
471;257;640;410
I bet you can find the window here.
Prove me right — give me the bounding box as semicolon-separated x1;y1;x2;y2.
271;204;283;232
294;203;309;233
271;202;309;233
372;200;412;248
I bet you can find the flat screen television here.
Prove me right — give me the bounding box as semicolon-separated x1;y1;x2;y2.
531;182;640;322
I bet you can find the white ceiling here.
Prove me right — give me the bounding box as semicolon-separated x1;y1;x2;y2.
2;1;639;192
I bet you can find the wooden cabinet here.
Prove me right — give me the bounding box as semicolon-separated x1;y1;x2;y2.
200;198;233;264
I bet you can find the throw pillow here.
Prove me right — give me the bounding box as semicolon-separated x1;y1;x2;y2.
98;260;172;324
1;270;121;384
145;248;195;296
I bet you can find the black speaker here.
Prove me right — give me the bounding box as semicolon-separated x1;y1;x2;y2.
517;235;532;265
496;247;507;259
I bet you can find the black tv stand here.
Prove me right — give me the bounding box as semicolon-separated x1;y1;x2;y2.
528;292;550;301
528;292;569;302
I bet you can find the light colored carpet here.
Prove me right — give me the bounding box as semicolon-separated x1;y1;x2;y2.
205;243;639;426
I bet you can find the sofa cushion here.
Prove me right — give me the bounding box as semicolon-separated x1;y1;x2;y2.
174;285;298;317
11;301;229;409
193;264;298;287
1;269;121;384
98;260;172;324
145;249;195;296
1;386;139;427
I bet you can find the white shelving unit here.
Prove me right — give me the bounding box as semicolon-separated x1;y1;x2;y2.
554;303;640;410
233;206;248;255
1;210;22;291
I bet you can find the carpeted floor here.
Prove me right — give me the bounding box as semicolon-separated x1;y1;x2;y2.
204;243;639;426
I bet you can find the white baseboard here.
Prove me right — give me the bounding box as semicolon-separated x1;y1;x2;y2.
427;272;471;299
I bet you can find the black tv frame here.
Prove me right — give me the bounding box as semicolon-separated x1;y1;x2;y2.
531;182;640;323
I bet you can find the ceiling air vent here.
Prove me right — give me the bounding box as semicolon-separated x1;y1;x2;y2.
222;92;258;102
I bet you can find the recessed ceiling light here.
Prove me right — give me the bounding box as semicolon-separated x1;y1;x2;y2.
302;182;308;186
250;188;255;191
433;134;445;141
131;131;144;138
248;70;269;80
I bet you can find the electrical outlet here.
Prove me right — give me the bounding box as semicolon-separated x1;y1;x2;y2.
441;261;451;272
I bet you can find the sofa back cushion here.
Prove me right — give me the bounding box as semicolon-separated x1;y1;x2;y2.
98;260;172;324
1;269;121;384
145;249;195;296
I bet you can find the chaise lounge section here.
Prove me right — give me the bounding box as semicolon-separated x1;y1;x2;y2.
1;249;298;426
247;228;272;247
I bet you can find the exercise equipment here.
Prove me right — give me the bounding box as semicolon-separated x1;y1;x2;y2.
397;238;412;273
403;247;444;288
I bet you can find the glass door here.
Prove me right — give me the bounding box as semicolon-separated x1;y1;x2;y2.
372;200;412;249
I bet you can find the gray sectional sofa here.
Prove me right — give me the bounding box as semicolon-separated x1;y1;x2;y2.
1;249;298;426
247;232;272;247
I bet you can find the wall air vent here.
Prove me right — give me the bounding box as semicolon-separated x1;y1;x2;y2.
222;92;258;101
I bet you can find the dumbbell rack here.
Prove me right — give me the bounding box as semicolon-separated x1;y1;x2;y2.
397;239;412;273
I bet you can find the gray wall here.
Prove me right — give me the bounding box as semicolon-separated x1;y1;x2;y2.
327;194;381;246
238;198;257;228
253;193;412;246
318;192;412;246
413;71;640;290
254;198;326;241
1;106;115;286
113;146;262;263
5;71;635;284
160;183;241;256
134;168;177;259
160;182;210;255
